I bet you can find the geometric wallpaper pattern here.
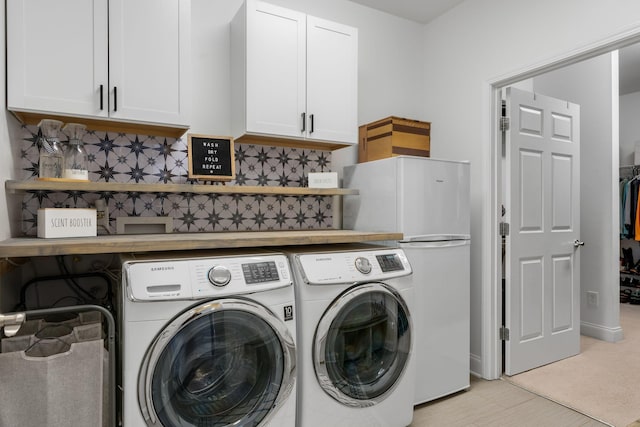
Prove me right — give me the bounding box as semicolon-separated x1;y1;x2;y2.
19;125;334;236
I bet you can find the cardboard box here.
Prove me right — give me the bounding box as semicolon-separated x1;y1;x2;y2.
358;116;430;163
37;208;97;238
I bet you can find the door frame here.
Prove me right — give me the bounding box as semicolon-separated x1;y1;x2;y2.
483;26;640;380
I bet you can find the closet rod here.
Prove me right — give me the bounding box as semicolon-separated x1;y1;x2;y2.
620;164;640;177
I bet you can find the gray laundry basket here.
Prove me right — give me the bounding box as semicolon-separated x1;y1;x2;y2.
0;305;115;427
2;322;103;356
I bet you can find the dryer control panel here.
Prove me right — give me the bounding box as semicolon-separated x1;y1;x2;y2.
124;254;292;301
296;248;412;285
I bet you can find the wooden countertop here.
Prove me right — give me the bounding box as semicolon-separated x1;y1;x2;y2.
0;230;403;258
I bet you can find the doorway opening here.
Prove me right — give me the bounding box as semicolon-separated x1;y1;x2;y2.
487;28;640;379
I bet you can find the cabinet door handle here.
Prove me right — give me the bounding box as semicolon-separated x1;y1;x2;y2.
99;85;104;110
301;112;306;133
310;114;314;133
113;87;118;112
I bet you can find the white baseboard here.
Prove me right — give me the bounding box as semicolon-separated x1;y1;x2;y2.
470;352;483;377
580;320;623;343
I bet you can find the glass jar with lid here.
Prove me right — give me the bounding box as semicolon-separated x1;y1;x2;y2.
38;119;64;179
62;123;89;181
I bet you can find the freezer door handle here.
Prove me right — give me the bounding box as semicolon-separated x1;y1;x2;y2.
401;239;470;249
403;234;470;242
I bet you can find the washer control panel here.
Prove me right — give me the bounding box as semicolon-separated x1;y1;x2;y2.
242;261;280;284
375;253;405;272
296;248;412;285
124;254;292;301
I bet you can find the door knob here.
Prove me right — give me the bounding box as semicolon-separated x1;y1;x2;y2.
573;239;585;247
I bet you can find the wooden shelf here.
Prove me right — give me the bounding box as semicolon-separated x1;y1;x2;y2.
235;134;351;151
10;112;354;150
10;110;189;139
5;180;358;197
0;230;403;258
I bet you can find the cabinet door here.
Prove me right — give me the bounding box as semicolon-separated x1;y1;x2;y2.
109;0;191;127
245;1;306;138
306;17;358;144
7;0;109;117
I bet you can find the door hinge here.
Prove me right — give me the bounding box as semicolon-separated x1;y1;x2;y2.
500;326;510;341
500;117;510;132
499;222;510;237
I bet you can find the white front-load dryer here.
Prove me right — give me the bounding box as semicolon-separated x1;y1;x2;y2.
282;244;415;427
117;250;296;427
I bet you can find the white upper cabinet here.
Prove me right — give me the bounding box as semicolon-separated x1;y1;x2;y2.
7;0;191;128
231;0;358;147
305;16;358;145
7;0;109;119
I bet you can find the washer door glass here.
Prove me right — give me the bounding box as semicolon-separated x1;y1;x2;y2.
141;299;294;427
314;283;411;407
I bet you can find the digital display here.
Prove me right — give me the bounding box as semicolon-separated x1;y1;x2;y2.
375;254;404;272
242;261;279;284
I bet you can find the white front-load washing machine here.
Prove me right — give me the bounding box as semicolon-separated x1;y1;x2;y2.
117;250;296;427
283;244;415;427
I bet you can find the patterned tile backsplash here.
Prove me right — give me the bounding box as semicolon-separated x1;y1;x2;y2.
19;125;333;236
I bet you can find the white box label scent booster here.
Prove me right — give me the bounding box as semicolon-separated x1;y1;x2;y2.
37;208;97;238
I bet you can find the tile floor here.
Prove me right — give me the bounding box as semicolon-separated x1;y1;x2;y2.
411;376;610;427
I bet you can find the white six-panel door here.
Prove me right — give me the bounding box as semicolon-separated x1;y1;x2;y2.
505;87;581;375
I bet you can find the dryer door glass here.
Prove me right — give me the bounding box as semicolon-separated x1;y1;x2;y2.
314;283;411;407
141;300;295;427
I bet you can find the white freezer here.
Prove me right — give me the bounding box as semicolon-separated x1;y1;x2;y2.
343;156;470;239
343;155;471;405
401;240;470;404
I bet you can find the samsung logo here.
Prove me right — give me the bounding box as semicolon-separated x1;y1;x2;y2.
315;257;333;261
151;266;175;272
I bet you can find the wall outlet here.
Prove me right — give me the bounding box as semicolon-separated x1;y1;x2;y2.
587;291;599;307
94;199;111;234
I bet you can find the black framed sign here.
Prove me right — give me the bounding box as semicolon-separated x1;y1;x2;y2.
187;134;236;181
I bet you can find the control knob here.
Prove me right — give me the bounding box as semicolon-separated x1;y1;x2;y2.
354;257;372;274
208;265;232;287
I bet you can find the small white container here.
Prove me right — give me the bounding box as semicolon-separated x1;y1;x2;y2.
37;208;97;238
308;172;338;188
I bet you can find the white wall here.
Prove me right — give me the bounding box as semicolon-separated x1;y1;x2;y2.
532;53;622;341
0;0;23;241
421;0;640;378
620;91;640;166
0;0;8;241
